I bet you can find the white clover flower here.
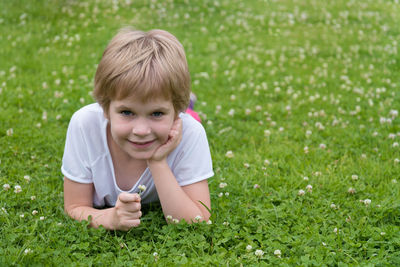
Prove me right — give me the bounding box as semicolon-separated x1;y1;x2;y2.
31;196;36;200
6;128;13;136
264;159;270;165
306;130;312;137
253;184;260;189
40;216;45;221
194;215;202;222
219;182;227;189
228;109;235;116
153;252;158;257
172;218;179;224
225;192;229;196
392;179;398;184
364;199;371;206
138;185;146;194
319;143;326;149
333;227;338;234
225;151;234;158
24;248;32;255
245;108;251;115
351;174;358;180
298;189;305;196
394;158;400;164
255;249;264;257
166;215;172;221
330;203;336;209
389;133;396;139
303;176;309;181
372;131;378;136
243;163;250;168
304;146;309;154
32;210;38;215
20;214;24;218
206;220;212;225
24;175;31;182
218;192;223;197
393;142;399;148
306;185;313;192
322;242;327;246
246;245;252;251
14;185;22;193
255;105;262;112
264;130;271;137
274;249;282;258
389;109;398;118
1;207;8;214
222;221;229;226
380;232;386;236
348;187;356;194
3;184;10;191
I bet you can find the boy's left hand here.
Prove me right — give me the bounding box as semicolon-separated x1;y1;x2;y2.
148;118;182;163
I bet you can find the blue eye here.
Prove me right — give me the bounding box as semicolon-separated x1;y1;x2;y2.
121;110;133;116
152;111;163;117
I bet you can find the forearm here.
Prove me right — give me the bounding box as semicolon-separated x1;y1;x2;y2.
148;161;210;223
65;205;115;230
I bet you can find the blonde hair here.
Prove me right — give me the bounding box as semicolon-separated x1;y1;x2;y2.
93;28;191;114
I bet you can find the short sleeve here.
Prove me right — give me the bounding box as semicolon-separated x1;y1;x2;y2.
61;111;93;183
171;115;214;186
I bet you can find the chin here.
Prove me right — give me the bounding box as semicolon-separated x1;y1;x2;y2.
127;150;155;161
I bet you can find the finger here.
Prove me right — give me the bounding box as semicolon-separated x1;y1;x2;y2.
124;219;141;228
118;192;140;203
124;202;141;213
174;118;182;130
119;219;141;231
117;207;142;219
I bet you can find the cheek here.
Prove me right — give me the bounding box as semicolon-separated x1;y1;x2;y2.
110;122;130;138
155;122;174;141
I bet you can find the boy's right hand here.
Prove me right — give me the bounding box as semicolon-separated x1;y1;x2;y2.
111;192;142;231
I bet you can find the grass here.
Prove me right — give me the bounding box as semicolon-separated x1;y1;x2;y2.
1;0;400;265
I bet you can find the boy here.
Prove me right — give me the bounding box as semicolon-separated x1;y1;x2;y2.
62;28;213;231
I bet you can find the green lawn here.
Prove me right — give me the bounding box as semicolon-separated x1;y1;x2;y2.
1;0;400;265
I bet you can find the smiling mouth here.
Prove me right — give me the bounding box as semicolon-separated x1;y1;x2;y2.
129;140;155;148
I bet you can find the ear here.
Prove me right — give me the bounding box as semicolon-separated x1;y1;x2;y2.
103;106;110;120
174;111;181;120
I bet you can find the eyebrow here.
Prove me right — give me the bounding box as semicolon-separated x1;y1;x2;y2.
114;104;171;111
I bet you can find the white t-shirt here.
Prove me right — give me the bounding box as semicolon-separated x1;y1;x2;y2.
61;103;214;207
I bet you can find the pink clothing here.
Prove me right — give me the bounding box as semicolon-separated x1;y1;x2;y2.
186;108;201;122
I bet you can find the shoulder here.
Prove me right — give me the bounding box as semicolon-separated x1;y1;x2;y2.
64;103;108;159
179;112;206;138
70;103;104;124
68;103;106;130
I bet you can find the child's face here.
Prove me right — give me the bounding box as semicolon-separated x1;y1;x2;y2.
106;96;176;161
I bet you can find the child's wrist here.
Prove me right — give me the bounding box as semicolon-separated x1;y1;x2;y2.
147;158;168;169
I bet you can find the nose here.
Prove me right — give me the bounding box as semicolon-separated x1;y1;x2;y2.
131;118;151;136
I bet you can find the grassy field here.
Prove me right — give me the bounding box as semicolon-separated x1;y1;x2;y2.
1;0;400;265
